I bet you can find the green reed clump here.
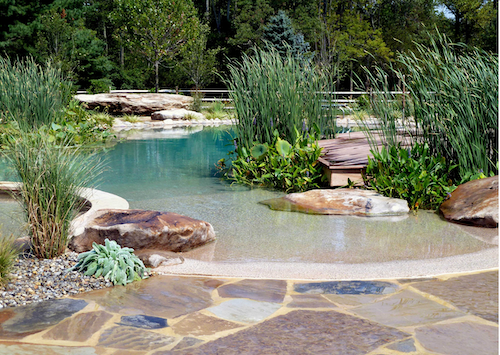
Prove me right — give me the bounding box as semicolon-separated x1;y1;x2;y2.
360;33;498;182
0;232;18;286
5;133;102;259
400;34;498;180
226;47;336;150
0;57;72;131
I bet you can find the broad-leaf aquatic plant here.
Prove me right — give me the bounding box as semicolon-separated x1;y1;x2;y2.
226;130;325;192
362;143;457;210
68;239;149;286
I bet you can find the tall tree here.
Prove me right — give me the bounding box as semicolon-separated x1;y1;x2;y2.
178;23;221;89
114;0;200;92
262;9;311;59
441;0;497;50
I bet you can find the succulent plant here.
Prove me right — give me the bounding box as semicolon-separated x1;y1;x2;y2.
68;239;149;286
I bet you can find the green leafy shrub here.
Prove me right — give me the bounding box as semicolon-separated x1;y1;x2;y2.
202;101;230;120
44;101;114;145
68;239;149;286
227;130;325;192
87;78;113;94
362;143;457;210
0;232;18;286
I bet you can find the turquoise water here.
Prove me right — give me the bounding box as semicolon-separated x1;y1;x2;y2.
0;125;496;263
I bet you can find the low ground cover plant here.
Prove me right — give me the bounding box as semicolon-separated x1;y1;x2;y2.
362;143;457;210
68;239;149;286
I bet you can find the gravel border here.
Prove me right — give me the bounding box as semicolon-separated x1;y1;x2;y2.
0;252;116;309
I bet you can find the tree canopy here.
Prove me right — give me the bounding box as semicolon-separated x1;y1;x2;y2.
0;0;495;90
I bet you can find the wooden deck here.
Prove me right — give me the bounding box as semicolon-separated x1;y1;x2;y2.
318;132;384;187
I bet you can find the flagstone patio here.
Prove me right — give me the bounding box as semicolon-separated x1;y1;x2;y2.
0;270;497;354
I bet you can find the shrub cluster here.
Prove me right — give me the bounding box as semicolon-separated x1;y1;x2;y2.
227;130;325;193
363;143;457;210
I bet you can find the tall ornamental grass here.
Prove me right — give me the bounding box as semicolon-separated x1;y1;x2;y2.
0;57;71;131
400;34;498;180
361;33;498;181
0;232;18;286
226;48;336;149
6;133;102;259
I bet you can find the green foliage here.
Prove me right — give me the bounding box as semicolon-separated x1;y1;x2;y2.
399;33;498;180
190;91;204;112
227;131;325;192
0;57;72;131
0;232;18;286
226;47;336;150
262;10;311;62
68;239;149;286
113;0;200;92
361;33;498;182
88;78;113;94
178;23;221;90
4;133;103;259
363;144;457;210
202;101;231;120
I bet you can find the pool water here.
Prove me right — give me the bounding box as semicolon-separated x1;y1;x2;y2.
98;126;495;264
0;125;496;264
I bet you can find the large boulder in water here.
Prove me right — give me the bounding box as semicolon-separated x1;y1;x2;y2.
68;209;216;253
74;93;193;115
260;188;409;216
440;176;498;228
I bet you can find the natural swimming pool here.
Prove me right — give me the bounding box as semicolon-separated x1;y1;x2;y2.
0;125;496;266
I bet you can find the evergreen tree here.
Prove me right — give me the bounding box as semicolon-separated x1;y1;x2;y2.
262;10;311;61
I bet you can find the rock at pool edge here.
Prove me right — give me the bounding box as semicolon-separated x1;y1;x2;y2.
260;188;409;216
440;175;498;228
68;209;216;253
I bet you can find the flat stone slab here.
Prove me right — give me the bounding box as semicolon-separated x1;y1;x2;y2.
260;188;409;216
171;312;243;336
151;109;205;121
168;310;409;354
217;279;287;303
74;276;216;319
351;289;465;327
286;294;338;308
412;270;498;323
415;321;499;355
386;338;417;353
206;299;282;324
42;311;113;342
440;175;498;227
294;280;399;295
0;343;100;354
69;209;216;253
98;326;176;351
117;315;168;329
74;93;192;115
0;299;87;336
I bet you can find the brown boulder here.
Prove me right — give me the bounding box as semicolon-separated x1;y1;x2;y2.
260;188;409;216
74;93;192;115
68;209;216;253
440;176;498;228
